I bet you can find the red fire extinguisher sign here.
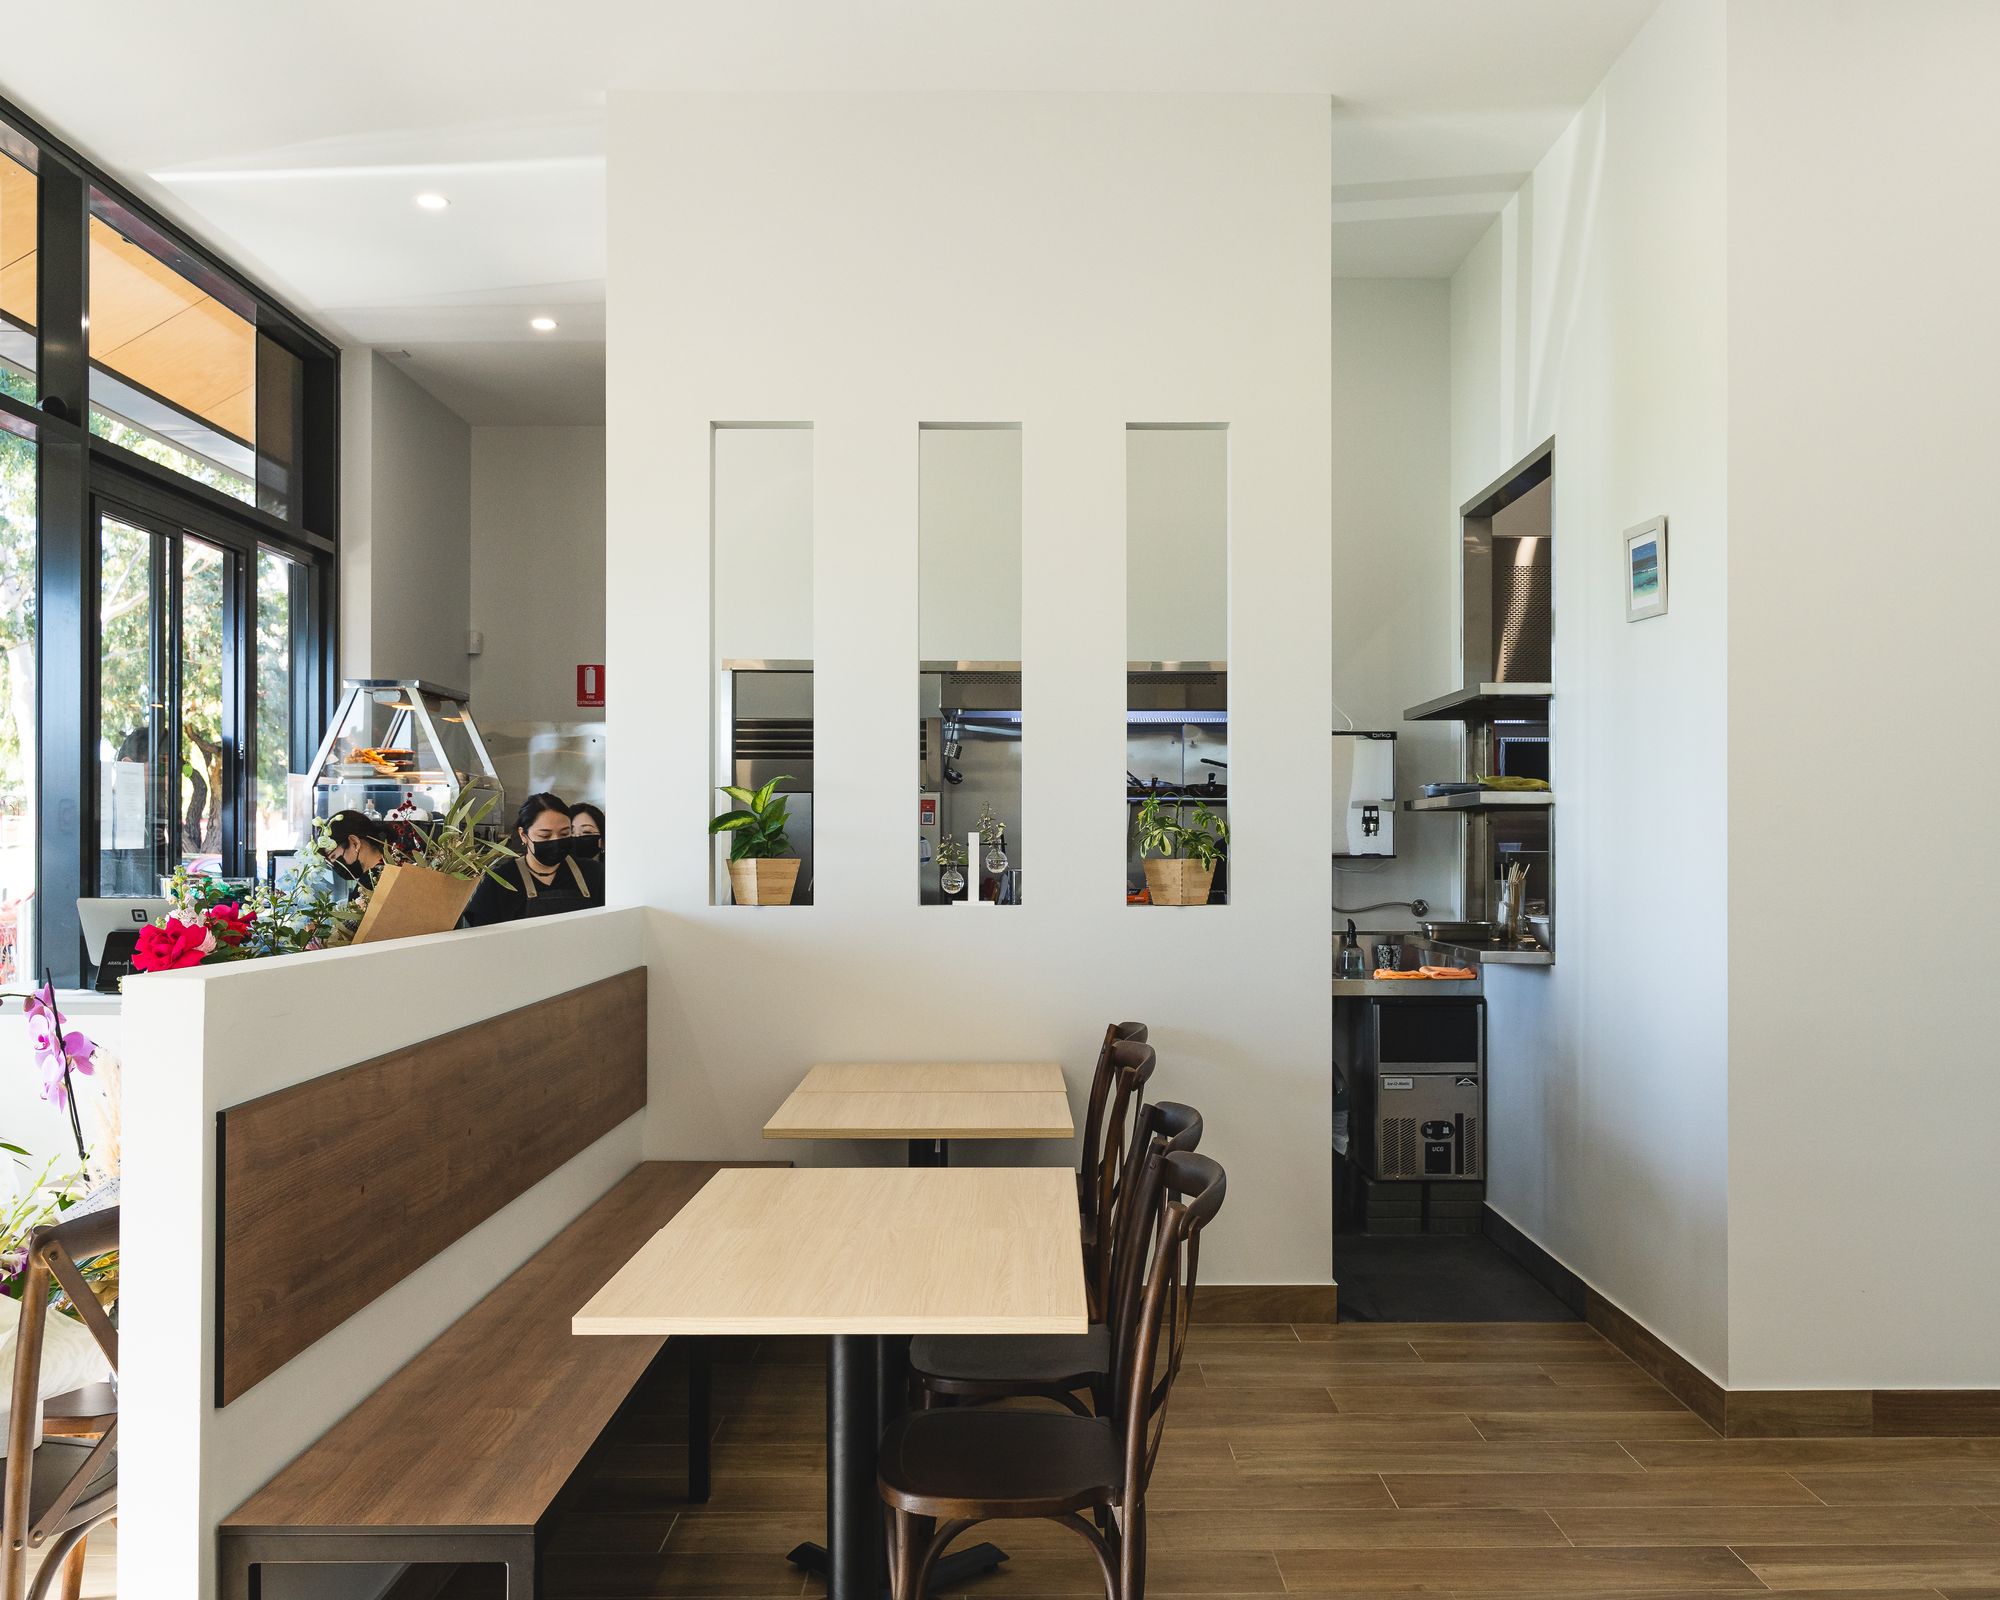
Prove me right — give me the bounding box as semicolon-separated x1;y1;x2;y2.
577;664;605;707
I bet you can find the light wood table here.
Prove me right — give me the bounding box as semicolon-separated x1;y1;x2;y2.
577;1167;1087;1600
766;1060;1073;1165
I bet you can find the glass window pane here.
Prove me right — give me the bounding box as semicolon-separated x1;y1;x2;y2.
98;516;164;894
180;537;227;874
256;550;304;869
87;191;256;504
0;422;36;979
0;127;34;404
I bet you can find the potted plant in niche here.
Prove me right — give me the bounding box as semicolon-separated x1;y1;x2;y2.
711;776;802;906
1134;793;1230;906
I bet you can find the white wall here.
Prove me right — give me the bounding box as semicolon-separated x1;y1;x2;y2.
1127;427;1228;664
713;425;814;663
470;426;607;726
1448;0;1732;1378
1724;0;2000;1389
1331;280;1459;930
340;353;473;693
609;92;1333;1286
920;426;1023;662
120;909;649;1600
0;994;120;1180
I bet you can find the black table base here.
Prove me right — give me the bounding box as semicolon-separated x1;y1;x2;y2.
783;1332;1007;1599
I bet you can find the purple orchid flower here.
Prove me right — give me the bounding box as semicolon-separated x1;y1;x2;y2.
24;980;96;1111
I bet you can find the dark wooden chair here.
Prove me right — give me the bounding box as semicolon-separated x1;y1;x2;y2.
3;1205;118;1600
1080;1032;1154;1316
909;1100;1203;1415
880;1149;1225;1600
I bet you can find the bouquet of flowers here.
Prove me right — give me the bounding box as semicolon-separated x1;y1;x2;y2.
133;847;358;973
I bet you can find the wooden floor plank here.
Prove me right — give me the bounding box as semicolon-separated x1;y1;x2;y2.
421;1318;2000;1600
1272;1543;1765;1593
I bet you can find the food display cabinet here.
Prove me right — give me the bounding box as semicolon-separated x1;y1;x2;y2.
303;680;502;826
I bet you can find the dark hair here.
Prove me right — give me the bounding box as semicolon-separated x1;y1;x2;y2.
324;809;387;849
570;802;605;832
514;792;571;837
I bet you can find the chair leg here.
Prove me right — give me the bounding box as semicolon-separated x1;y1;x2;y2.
58;1537;86;1600
25;1527;90;1600
1120;1503;1146;1600
685;1335;713;1503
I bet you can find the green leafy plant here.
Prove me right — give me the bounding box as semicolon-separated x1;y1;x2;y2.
709;776;795;861
935;836;967;869
1134;793;1230;868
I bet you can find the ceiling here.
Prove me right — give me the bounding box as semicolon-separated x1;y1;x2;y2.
0;1;1659;425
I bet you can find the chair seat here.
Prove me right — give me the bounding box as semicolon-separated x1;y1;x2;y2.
910;1324;1112;1390
877;1408;1123;1517
28;1438;116;1526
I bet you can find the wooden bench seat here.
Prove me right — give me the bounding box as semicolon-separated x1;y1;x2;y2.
220;1160;766;1598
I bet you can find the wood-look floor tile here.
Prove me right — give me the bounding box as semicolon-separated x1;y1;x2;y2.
1470;1410;1722;1441
1790;1467;2000;1505
1174;1380;1344;1413
1327;1382;1685;1414
1383;1468;1823;1508
1733;1543;2000;1590
1273;1543;1764;1593
1233;1439;1645;1476
1628;1437;2000;1470
1146;1506;1565;1550
541;1551;809;1598
1553;1504;2000;1546
1181;1322;1302;1344
1177;1413;1485;1444
1144;1477;1397;1513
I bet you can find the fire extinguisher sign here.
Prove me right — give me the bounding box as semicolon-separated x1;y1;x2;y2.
577;664;605;707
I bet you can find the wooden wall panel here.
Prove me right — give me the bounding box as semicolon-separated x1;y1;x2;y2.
217;968;647;1405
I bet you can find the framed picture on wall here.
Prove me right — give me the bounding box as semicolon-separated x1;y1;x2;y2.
1624;516;1668;621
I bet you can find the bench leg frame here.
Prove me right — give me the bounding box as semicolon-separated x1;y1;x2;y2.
220;1531;540;1600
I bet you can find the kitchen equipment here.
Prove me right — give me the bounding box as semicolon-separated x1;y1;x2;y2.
724;665;815;905
1332;731;1396;857
1336;920;1366;980
304;680;501;830
1371;941;1400;973
1341;996;1486;1181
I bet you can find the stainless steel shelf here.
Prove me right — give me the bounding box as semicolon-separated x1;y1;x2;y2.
1404;790;1554;813
1402;682;1553;723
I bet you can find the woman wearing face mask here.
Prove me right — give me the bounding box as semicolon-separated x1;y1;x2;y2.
462;792;604;927
321;810;388;898
568;802;604;864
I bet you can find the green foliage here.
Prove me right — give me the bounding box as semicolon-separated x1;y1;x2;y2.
708;775;795;861
935;836;967;869
1134;792;1230;868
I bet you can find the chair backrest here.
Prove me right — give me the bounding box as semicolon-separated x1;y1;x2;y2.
1112;1151;1225;1512
1079;1021;1148;1229
3;1206;118;1599
1086;1040;1156;1313
1100;1102;1202;1357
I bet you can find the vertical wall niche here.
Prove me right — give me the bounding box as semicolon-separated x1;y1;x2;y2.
1126;424;1230;907
712;423;814;907
917;424;1023;906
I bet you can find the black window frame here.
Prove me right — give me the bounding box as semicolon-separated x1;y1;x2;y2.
0;92;340;985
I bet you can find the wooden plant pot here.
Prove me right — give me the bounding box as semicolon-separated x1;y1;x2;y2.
728;857;802;906
1143;858;1217;907
352;863;479;944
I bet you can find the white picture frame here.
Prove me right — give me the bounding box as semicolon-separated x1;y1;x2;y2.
1624;516;1668;621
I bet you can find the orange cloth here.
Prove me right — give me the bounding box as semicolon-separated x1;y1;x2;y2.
1370;965;1478;981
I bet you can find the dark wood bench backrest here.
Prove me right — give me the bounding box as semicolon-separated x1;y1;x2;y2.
216;968;647;1405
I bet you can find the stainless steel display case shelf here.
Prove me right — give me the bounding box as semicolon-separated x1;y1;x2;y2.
1402;682;1553;723
304;679;502;825
1404;790;1555;813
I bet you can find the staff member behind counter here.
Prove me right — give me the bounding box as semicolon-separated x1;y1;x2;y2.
322;810;389;898
569;802;604;863
462;793;605;926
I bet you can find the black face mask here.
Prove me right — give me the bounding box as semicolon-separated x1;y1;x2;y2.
570;833;602;861
528;837;573;866
328;854;364;882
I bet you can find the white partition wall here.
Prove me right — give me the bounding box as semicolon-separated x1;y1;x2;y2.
607;94;1334;1285
120;909;650;1599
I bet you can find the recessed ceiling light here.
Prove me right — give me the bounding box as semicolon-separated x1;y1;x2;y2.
414;192;450;211
529;316;558;333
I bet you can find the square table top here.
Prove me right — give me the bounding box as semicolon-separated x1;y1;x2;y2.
763;1087;1075;1141
797;1061;1066;1094
572;1166;1089;1336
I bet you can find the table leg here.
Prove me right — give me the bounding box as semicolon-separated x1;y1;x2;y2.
906;1138;950;1166
786;1334;1006;1596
